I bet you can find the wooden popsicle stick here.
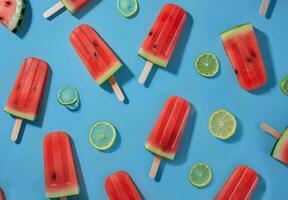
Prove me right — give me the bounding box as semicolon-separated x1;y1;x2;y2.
149;155;161;178
43;1;65;19
260;123;281;139
60;197;67;200
259;0;271;16
109;76;125;102
11;118;23;142
139;61;154;84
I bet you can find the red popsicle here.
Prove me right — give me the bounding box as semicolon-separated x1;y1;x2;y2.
70;24;125;102
4;57;49;142
215;166;259;200
145;96;191;178
43;132;79;199
138;4;187;84
105;171;142;200
221;23;267;91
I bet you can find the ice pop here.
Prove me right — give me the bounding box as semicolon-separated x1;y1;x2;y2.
138;4;187;84
70;24;125;102
44;0;89;19
105;171;143;200
260;0;271;16
0;188;5;200
145;96;191;178
4;57;49;142
221;23;267;91
261;123;288;164
215;166;259;200
43;131;79;199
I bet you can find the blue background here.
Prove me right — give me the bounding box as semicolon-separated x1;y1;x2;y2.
0;0;287;199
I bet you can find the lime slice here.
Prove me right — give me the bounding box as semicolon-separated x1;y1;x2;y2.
189;163;212;188
209;109;237;140
89;122;116;151
281;76;288;96
117;0;138;18
57;86;80;110
195;53;219;77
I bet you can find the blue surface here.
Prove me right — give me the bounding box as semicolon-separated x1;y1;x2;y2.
0;0;287;199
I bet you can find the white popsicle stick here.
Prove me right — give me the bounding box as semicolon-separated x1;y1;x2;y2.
43;1;65;19
11;118;23;142
260;123;281;139
139;61;154;84
259;0;271;16
109;76;125;102
149;155;161;178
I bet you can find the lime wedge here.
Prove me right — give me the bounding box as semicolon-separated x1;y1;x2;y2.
89;122;116;151
57;86;80;110
281;76;288;96
117;0;138;18
189;163;212;188
195;53;219;77
209;109;237;140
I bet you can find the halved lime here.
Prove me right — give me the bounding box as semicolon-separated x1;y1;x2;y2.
195;53;219;77
89;122;116;151
281;76;288;96
57;86;79;110
189;163;212;188
117;0;138;18
209;109;237;140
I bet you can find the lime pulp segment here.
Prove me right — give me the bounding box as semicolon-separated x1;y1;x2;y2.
89;122;116;151
195;53;219;77
209;109;237;140
189;163;212;188
117;0;138;18
281;76;288;96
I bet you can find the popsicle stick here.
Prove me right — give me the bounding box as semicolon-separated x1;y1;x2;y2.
260;123;281;139
108;76;125;102
149;155;161;178
139;61;154;84
43;1;65;19
60;197;67;200
259;0;271;16
11;118;23;142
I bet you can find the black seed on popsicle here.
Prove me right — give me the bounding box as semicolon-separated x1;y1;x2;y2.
5;1;11;7
93;52;97;57
149;32;153;36
52;173;57;180
153;44;157;48
235;70;238;74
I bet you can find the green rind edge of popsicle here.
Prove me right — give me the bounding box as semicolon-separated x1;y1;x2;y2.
220;23;252;40
272;128;288;163
280;76;288;96
61;0;76;13
6;0;25;31
57;86;79;106
138;48;168;68
4;106;35;121
46;187;80;198
117;0;139;18
145;144;174;160
96;62;122;85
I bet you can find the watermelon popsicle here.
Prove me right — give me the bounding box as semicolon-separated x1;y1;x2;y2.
221;23;267;91
215;166;259;200
43;0;89;19
145;96;191;178
260;123;288;164
138;4;187;84
105;171;143;200
70;24;125;102
43;131;80;199
4;57;49;142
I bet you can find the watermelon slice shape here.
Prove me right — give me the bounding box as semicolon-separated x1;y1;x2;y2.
0;0;25;32
272;128;288;164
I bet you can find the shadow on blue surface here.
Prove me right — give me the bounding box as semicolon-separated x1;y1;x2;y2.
252;174;266;200
265;0;277;19
155;105;197;181
144;12;193;87
250;28;276;95
224;116;243;144
74;0;102;19
70;140;89;200
15;67;52;144
16;0;32;38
